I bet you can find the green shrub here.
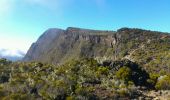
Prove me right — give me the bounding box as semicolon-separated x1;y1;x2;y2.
116;66;132;82
155;75;170;90
147;73;159;88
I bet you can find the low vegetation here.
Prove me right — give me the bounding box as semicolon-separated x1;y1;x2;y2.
0;58;170;99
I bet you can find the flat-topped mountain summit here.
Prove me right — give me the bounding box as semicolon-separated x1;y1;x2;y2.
23;27;170;72
66;27;116;35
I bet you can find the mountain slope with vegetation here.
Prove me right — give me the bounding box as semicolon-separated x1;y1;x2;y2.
0;27;169;99
23;27;170;74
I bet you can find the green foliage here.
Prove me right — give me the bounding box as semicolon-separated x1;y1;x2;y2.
116;66;132;82
0;58;12;66
0;57;169;99
147;73;159;88
117;89;129;97
2;93;33;100
0;74;9;83
155;75;170;90
95;66;109;78
0;29;169;99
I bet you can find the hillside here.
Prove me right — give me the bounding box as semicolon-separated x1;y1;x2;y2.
0;27;170;99
23;27;116;64
23;27;170;74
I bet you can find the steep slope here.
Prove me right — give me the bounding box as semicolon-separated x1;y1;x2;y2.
23;28;65;63
23;27;117;64
23;27;170;73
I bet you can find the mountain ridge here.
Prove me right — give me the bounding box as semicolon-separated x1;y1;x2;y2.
1;27;170;99
23;27;170;71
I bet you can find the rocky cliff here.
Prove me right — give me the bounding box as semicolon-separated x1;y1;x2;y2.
23;27;170;72
23;27;117;64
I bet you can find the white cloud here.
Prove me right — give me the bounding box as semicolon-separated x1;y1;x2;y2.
0;0;15;16
0;49;25;57
0;34;32;53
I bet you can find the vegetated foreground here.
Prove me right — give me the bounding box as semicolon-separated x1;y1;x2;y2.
0;27;170;99
0;58;170;100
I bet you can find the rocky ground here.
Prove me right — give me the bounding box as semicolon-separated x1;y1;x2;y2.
137;90;170;100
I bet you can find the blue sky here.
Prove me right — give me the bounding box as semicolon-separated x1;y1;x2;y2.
0;0;170;54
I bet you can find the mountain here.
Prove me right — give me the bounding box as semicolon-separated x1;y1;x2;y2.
23;28;64;63
0;49;25;61
23;27;116;64
1;27;170;99
23;27;170;73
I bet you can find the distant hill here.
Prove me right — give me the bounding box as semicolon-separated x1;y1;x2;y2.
23;27;170;74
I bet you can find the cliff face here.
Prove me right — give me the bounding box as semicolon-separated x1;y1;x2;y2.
23;27;118;64
23;27;170;69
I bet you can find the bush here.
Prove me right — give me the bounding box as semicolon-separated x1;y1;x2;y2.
0;75;9;83
155;75;170;90
116;66;132;82
147;73;159;88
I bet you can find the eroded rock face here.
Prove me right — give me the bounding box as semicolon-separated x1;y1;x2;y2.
23;27;170;65
23;27;118;64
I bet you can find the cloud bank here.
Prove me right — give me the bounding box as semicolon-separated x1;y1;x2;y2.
0;49;25;57
0;49;25;61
